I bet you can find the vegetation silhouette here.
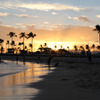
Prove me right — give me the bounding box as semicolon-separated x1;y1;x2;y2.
27;32;36;52
7;32;17;53
6;40;10;51
0;39;4;53
7;32;17;47
94;25;100;45
19;32;27;51
0;25;100;58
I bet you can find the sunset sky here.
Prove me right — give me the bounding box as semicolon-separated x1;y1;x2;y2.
0;0;100;51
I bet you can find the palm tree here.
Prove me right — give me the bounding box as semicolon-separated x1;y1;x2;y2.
54;45;57;50
67;46;69;51
0;39;4;53
60;45;63;49
0;39;4;45
39;44;43;53
97;45;100;50
85;45;89;50
79;46;85;55
6;40;10;51
91;44;95;51
93;25;100;45
29;43;33;52
44;43;47;48
7;32;17;48
79;46;84;50
18;42;23;50
74;45;78;51
27;32;36;52
19;32;27;50
11;41;15;47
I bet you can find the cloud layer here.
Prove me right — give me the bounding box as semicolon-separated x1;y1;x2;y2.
18;3;86;11
0;12;9;16
0;24;97;43
74;16;93;23
0;1;86;11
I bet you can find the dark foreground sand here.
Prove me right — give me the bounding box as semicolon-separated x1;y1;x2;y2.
1;55;100;100
27;57;100;100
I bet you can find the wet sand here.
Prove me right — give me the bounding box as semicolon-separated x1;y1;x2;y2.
0;60;54;100
1;55;100;100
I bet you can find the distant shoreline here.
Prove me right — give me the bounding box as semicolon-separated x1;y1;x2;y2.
0;53;100;64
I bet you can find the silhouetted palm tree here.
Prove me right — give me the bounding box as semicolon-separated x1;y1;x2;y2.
29;43;33;52
0;39;4;45
0;39;4;53
44;43;47;48
79;46;85;55
60;45;63;49
19;32;27;50
74;45;78;51
39;44;43;52
24;46;27;50
97;45;100;50
94;25;100;45
27;32;36;52
11;41;15;46
67;46;69;51
85;45;89;50
6;40;10;50
7;32;17;48
11;41;16;49
54;45;57;50
79;46;84;50
18;42;23;50
91;44;95;51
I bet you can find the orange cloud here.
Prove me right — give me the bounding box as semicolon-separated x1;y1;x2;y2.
0;12;9;16
0;24;98;43
15;14;29;18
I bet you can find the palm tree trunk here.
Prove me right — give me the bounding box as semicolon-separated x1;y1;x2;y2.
23;37;24;50
6;44;7;53
8;44;9;49
99;33;100;45
0;45;1;53
11;37;13;48
31;38;33;52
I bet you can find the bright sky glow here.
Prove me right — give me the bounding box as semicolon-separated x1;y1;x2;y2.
0;0;100;51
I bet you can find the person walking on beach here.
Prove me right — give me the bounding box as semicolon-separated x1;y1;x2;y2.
87;50;92;63
47;56;53;68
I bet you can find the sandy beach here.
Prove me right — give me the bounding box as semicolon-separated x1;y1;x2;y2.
1;55;100;100
27;56;100;100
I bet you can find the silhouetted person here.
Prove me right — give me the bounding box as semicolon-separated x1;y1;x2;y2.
87;50;92;63
47;56;53;69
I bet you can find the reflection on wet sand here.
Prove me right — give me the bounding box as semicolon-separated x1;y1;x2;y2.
0;61;53;100
5;64;50;86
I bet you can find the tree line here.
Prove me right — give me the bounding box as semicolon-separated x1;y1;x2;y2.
0;25;100;56
0;32;36;54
